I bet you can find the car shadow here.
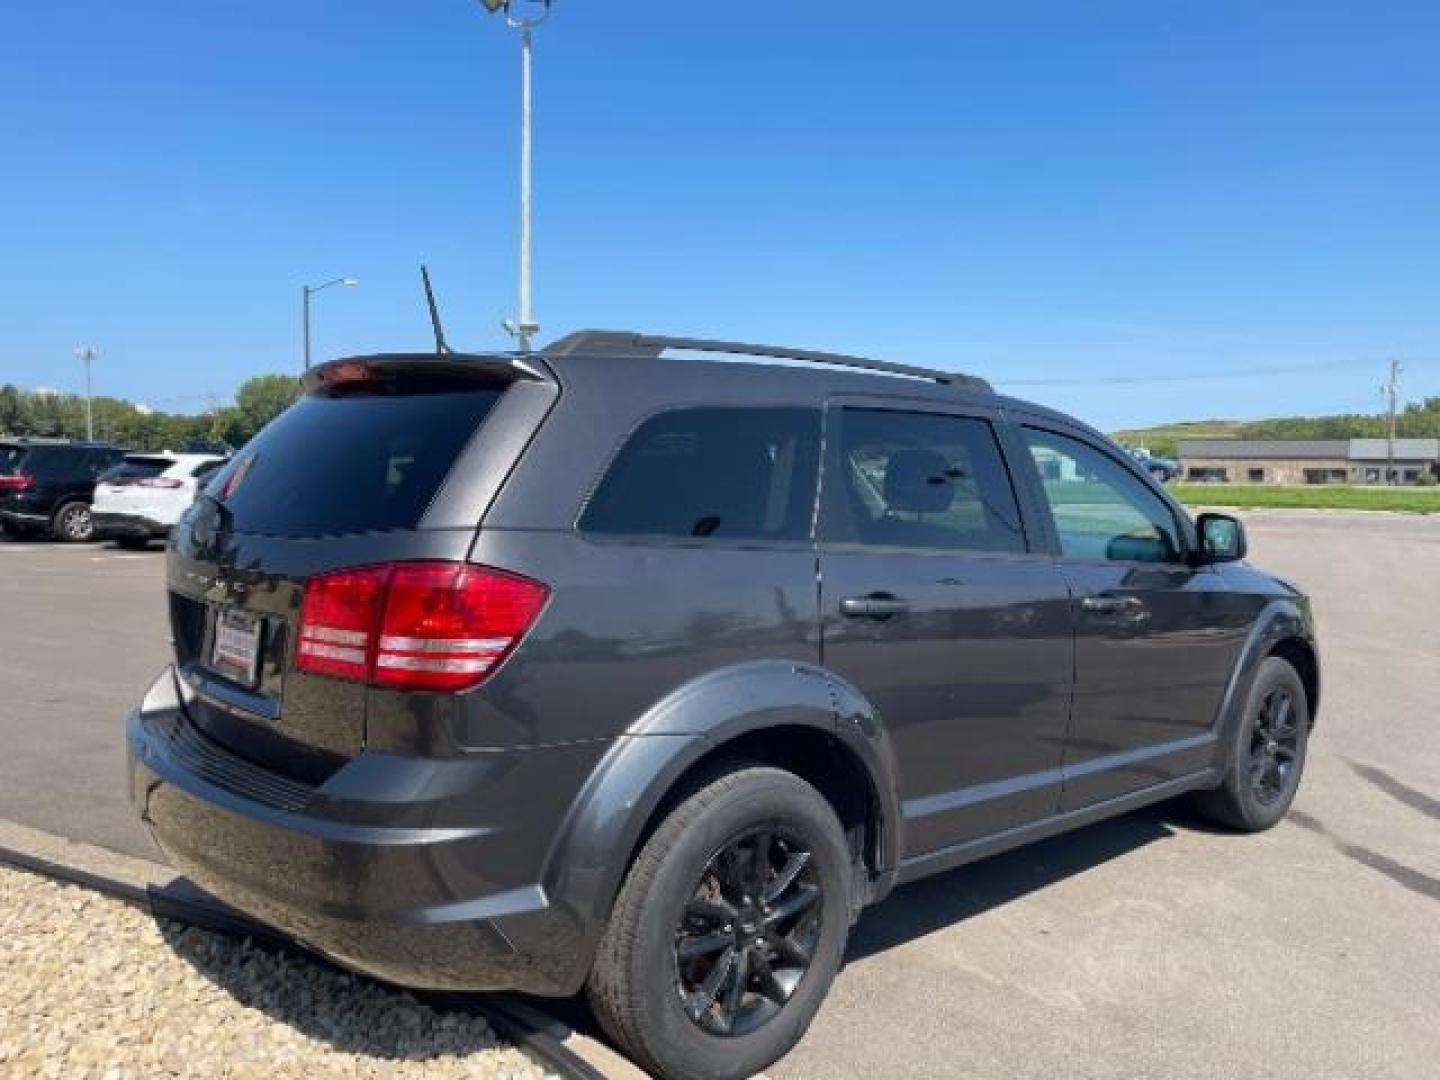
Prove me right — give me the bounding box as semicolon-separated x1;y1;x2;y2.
845;803;1187;963
523;800;1210;1041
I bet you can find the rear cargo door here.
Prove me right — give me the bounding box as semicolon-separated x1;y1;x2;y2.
168;367;517;782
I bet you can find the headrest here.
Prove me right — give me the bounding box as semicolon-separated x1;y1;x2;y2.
883;449;955;514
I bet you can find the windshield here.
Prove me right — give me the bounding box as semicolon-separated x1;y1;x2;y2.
206;389;503;537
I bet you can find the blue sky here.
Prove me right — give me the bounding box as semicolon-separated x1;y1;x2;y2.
1;1;1437;430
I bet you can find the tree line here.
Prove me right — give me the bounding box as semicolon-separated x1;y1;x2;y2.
0;375;300;452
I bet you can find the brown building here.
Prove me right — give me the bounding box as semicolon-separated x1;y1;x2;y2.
1177;438;1440;485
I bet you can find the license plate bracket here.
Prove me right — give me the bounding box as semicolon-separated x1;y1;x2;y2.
211;608;263;687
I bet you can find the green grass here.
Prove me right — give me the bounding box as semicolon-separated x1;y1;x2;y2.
1172;484;1440;513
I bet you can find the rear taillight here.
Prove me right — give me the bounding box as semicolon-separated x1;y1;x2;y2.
0;474;33;492
296;562;549;692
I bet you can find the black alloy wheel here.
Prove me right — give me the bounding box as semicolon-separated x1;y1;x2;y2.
674;828;822;1038
1248;685;1300;805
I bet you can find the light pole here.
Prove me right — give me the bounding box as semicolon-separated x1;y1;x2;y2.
479;0;554;353
301;277;359;372
75;345;97;441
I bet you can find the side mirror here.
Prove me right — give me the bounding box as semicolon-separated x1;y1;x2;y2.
1197;513;1246;563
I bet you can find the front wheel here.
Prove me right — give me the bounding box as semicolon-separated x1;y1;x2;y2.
52;501;95;543
1192;656;1310;831
588;766;853;1080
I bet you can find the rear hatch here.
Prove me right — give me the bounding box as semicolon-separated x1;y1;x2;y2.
95;455;175;516
167;356;542;783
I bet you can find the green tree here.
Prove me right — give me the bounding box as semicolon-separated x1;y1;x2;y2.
226;375;301;444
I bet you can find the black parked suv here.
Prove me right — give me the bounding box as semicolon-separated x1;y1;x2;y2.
0;439;126;541
127;333;1318;1080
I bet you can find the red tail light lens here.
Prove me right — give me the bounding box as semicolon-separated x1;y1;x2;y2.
296;562;548;692
0;474;33;492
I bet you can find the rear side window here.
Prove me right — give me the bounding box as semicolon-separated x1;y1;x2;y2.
827;409;1026;554
580;408;820;542
208;390;501;537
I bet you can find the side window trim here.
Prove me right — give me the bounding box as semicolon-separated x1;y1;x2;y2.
817;398;1039;557
1015;421;1196;565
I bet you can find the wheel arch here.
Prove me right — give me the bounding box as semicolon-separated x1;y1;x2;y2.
1213;599;1321;752
538;661;901;992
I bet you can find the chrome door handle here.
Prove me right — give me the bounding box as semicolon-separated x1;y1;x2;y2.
840;595;910;619
1081;595;1143;615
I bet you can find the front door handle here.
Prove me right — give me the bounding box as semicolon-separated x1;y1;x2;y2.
1081;594;1144;615
840;594;910;619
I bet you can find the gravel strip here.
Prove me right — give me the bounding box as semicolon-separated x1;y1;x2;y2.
0;865;560;1079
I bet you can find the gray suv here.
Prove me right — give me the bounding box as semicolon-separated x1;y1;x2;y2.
127;332;1318;1080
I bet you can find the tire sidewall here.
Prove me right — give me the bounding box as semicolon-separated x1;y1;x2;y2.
1226;657;1310;829
624;773;851;1080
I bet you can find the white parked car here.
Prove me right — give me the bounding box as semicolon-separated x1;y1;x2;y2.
92;453;227;549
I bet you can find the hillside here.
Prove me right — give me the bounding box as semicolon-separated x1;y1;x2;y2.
1115;397;1440;458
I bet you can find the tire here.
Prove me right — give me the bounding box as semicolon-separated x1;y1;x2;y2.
115;535;152;551
52;501;95;543
1192;656;1309;831
588;766;853;1080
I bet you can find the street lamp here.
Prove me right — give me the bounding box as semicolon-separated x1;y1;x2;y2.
478;0;555;353
75;346;97;441
301;277;359;372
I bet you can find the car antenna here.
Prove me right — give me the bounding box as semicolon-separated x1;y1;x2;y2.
421;265;453;355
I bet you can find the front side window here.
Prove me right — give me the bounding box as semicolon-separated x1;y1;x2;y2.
1022;428;1184;564
826;409;1026;554
580;408;820;542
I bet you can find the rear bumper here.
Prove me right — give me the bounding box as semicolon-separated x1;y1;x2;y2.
0;509;48;526
126;667;600;995
94;512;169;539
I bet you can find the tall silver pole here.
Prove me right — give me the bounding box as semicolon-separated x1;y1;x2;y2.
515;24;536;352
303;285;313;372
76;346;96;441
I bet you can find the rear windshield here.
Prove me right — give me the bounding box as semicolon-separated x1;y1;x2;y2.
103;456;172;482
0;446;24;473
7;446;96;478
207;389;502;537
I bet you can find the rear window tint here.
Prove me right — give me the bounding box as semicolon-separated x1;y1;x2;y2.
12;446;91;478
103;457;172;482
580;408;820;542
208;390;501;537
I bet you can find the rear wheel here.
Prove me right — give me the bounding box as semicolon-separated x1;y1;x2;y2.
1192;656;1309;831
52;501;94;543
588;766;852;1080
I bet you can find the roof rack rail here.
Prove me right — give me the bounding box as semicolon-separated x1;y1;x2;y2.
542;330;991;391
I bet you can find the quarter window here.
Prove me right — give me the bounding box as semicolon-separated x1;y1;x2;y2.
580;408;820;542
825;410;1026;554
1022;428;1184;564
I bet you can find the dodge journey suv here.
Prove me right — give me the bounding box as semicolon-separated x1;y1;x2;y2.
127;332;1318;1080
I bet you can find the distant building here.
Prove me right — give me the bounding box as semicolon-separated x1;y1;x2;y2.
1176;438;1440;485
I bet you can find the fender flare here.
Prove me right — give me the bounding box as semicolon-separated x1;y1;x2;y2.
537;660;902;988
1210;598;1318;768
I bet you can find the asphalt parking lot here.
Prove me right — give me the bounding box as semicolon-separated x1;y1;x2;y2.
2;512;1437;1079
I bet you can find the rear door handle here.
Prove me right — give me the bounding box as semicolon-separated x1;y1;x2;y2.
840;594;910;619
1081;595;1144;615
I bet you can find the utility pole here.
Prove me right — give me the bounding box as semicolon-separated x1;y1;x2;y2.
480;0;554;353
76;346;97;442
1382;359;1402;485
